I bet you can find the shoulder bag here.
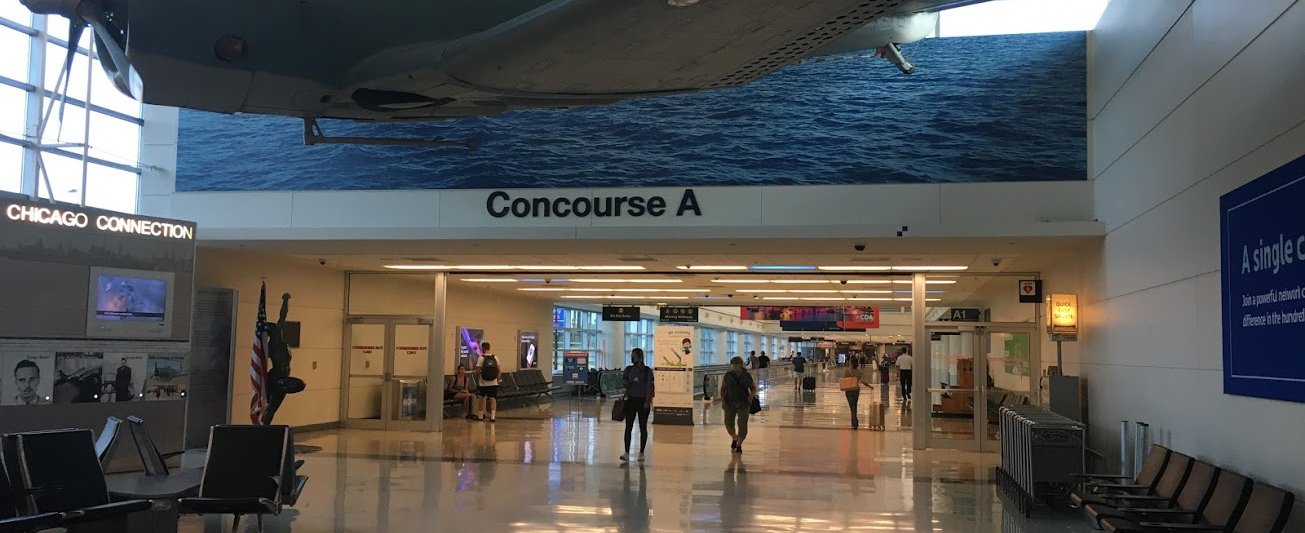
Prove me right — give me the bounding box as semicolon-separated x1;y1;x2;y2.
611;396;626;421
838;368;861;392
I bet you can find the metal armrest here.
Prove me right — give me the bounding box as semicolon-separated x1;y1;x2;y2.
1074;474;1134;480
160;450;185;460
1117;508;1195;515
1090;483;1151;491
1138;522;1225;531
1110;494;1174;501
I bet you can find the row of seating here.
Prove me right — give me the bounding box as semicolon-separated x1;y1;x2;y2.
1072;444;1295;532
0;419;307;533
442;369;560;413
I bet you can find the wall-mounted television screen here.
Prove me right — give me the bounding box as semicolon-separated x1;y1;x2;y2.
86;267;175;339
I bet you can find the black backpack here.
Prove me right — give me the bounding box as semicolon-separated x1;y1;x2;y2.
481;355;500;381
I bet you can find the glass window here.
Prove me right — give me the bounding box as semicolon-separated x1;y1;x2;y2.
0;27;30;80
0;141;21;193
5;14;145;210
699;327;717;365
82;164;136;213
87;112;140;165
552;307;603;375
726;331;738;359
0;3;30;25
33;151;87;204
623;318;654;359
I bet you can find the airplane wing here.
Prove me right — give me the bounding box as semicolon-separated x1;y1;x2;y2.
436;0;944;99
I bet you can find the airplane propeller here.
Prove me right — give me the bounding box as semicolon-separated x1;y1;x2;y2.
20;0;142;103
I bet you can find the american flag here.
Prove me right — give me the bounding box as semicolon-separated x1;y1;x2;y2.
249;281;269;425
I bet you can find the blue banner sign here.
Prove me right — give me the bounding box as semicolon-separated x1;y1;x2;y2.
1220;153;1305;403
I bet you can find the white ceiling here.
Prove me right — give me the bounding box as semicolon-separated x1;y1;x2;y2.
206;235;1096;307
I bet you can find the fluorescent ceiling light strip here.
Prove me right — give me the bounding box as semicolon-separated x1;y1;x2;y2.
383;265;447;270
788;289;839;294
518;265;578;270
734;289;787;293
749;265;817;271
845;279;893;284
577;266;646;271
891;266;969;271
677;265;749;271
518;288;566;292
712;279;767;283
800;297;847;301
461;278;519;282
847;297;893;301
840;290;892;294
762;297;803;301
892;279;957;285
771;279;835;284
817;266;892;271
570;278;682;283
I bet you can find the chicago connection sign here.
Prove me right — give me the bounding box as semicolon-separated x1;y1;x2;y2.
3;200;196;240
486;189;702;219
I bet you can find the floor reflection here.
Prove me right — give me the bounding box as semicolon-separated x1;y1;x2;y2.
177;368;1090;532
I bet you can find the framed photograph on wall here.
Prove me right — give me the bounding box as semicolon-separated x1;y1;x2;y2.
1;352;54;405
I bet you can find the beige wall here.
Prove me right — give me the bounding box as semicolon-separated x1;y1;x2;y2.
444;283;555;376
195;248;346;427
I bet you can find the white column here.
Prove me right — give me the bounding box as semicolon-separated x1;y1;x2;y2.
911;273;929;449
428;272;447;432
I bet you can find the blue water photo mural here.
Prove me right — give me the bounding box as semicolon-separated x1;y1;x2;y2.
176;32;1086;191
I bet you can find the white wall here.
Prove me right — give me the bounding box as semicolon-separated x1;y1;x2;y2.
444;284;555;375
1089;0;1304;525
195;248;345;427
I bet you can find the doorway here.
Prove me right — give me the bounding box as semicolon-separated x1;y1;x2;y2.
920;324;1039;451
342;317;435;430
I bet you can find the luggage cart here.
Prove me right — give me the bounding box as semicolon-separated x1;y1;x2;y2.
996;406;1085;516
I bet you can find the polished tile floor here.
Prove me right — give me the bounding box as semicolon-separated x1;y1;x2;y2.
181;369;1091;532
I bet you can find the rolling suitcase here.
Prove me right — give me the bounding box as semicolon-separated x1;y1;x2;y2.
865;401;885;430
802;376;817;390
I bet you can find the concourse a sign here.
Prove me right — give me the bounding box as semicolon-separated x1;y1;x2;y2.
1220;152;1305;404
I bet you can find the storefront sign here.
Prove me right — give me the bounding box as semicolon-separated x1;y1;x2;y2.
486;189;702;219
652;325;695;425
601;306;640;321
1220;152;1305;403
658;306;699;323
1047;295;1078;337
3;200;195;240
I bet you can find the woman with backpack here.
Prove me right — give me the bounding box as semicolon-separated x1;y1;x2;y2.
720;356;757;454
839;358;874;429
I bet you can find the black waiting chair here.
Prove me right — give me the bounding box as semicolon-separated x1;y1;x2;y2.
4;429;151;531
280;429;308;507
179;425;291;533
1083;451;1195;524
0;452;63;533
95;416;123;467
126;416;184;476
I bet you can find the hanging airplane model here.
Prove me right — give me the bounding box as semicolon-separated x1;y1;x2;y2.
21;0;986;146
